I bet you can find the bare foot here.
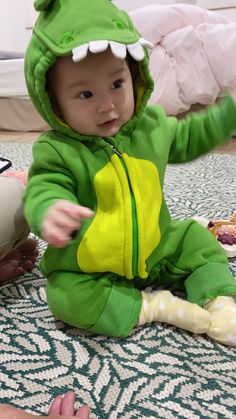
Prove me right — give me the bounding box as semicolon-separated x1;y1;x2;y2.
0;237;38;284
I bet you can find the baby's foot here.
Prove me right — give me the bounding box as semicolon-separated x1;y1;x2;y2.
206;296;236;346
0;237;38;284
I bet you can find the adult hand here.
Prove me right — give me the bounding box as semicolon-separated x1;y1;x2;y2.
0;392;90;419
48;391;90;417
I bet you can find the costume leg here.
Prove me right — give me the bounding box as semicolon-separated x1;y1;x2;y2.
47;271;141;337
146;219;236;344
180;221;236;305
146;219;236;305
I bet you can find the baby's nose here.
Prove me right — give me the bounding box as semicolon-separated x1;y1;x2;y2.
99;96;115;113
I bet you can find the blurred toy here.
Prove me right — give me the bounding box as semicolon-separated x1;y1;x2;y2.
194;213;236;258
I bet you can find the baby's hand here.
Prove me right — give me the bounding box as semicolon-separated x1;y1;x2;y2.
41;200;94;248
230;82;236;102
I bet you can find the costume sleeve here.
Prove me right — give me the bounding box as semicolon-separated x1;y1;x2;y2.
24;138;78;237
168;94;236;164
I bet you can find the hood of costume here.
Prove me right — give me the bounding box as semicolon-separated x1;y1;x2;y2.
25;0;154;138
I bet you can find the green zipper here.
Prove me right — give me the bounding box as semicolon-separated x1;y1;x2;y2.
111;145;138;276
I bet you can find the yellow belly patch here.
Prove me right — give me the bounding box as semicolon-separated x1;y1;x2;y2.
77;153;162;279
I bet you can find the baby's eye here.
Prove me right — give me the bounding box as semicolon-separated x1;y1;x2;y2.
79;90;93;99
112;79;123;89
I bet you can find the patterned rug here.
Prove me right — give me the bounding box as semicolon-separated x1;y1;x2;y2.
0;143;236;418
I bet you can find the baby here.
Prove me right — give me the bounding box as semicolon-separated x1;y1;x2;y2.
24;0;236;345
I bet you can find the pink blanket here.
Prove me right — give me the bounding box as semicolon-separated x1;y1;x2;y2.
130;4;236;115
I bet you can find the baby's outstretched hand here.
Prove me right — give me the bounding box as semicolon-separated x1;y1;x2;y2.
231;82;236;102
41;200;94;248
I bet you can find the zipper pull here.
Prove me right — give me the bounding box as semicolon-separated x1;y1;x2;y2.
111;145;122;157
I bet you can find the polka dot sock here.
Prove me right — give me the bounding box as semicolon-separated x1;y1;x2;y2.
138;290;211;334
205;296;236;346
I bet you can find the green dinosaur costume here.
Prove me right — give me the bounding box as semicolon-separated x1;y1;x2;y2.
24;0;236;337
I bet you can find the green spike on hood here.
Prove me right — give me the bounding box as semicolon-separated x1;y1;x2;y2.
25;0;154;137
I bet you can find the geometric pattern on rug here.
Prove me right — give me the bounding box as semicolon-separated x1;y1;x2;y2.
0;143;236;418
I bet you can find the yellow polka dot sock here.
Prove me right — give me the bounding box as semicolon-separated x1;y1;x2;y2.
205;296;236;346
138;290;211;334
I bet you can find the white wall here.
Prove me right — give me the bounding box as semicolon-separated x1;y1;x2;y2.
1;0;235;52
0;0;36;53
0;2;15;51
2;0;179;51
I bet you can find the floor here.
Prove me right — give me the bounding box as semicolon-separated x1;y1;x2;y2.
0;131;235;153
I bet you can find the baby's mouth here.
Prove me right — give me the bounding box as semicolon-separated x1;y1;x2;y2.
98;118;117;127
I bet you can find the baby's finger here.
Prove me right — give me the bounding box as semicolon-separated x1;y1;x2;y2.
58;203;94;223
63;205;94;221
77;207;95;219
49;235;71;248
43;226;71;248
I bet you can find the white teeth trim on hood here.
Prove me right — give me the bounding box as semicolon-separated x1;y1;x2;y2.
72;43;89;62
89;40;109;53
126;42;144;61
139;37;155;49
110;41;127;59
72;38;154;63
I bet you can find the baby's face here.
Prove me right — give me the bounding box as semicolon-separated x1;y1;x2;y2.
48;49;135;137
